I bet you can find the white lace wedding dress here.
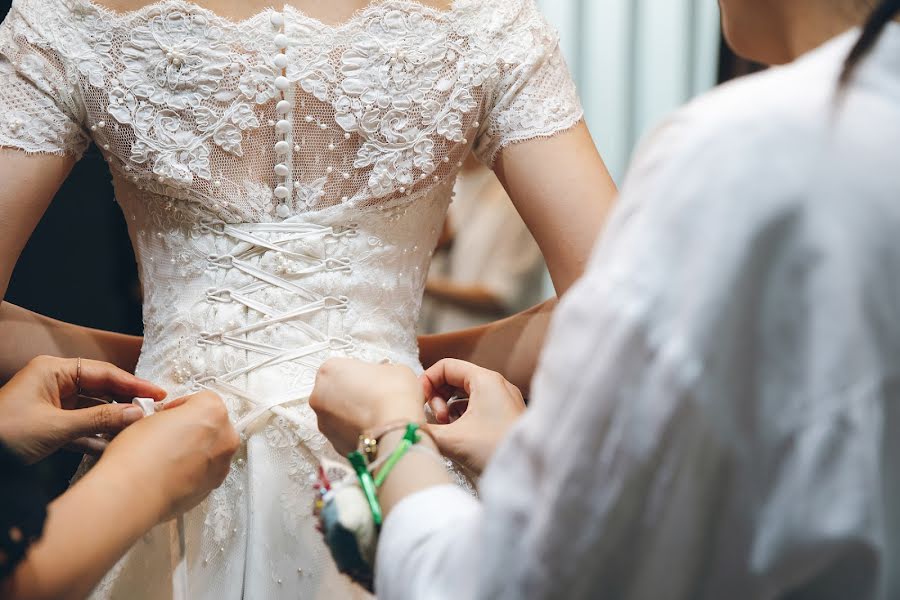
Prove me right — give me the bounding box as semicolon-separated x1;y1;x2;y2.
0;0;582;596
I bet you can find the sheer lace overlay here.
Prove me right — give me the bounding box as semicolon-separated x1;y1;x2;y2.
0;0;582;597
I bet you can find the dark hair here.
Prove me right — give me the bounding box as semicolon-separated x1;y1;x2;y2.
840;0;900;85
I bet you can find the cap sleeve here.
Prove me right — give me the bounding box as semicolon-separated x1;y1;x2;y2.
473;0;584;166
0;3;90;159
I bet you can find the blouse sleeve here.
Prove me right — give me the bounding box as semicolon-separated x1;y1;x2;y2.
0;4;90;158
472;0;584;167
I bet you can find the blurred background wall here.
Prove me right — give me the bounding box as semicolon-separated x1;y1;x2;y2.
532;0;723;298
537;0;722;182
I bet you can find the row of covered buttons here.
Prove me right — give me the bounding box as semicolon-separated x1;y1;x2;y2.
271;11;293;219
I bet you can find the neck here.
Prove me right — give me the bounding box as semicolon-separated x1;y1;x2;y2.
774;2;900;62
777;2;866;61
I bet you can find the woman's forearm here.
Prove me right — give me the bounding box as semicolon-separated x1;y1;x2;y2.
1;460;163;600
374;431;481;600
423;278;505;315
419;298;557;395
377;430;452;517
0;302;142;381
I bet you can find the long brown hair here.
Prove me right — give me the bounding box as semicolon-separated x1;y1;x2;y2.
840;0;900;84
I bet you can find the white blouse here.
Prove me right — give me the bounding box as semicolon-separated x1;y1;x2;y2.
377;26;900;600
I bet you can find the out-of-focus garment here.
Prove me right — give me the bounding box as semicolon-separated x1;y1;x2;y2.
0;0;583;597
377;26;900;600
423;167;544;334
0;442;46;581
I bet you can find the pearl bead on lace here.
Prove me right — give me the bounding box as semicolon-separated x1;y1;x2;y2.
164;48;188;68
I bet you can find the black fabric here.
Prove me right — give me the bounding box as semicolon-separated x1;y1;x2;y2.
0;442;47;580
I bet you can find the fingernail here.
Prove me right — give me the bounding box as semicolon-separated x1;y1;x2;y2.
123;406;144;424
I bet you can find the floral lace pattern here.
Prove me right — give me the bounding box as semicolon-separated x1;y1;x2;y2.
0;0;582;598
0;0;581;220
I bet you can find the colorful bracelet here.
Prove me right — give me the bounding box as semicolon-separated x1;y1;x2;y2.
321;423;437;589
373;423;421;487
366;436;444;474
347;423;424;529
348;451;383;529
358;420;427;464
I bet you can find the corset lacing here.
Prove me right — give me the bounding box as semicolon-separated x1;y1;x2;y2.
191;218;360;433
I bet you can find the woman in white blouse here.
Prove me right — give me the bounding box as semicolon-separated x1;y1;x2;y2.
310;0;900;598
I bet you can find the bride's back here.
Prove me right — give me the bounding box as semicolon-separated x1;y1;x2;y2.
1;0;550;221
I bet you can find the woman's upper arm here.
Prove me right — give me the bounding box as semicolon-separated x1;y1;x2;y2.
0;7;90;298
493;123;617;296
0;152;74;299
471;0;617;297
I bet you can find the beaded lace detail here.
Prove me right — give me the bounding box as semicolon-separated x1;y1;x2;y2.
0;0;581;221
0;0;582;597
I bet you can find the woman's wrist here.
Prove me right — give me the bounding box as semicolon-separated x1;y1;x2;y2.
369;399;426;434
374;428;450;518
86;456;167;527
15;456;165;600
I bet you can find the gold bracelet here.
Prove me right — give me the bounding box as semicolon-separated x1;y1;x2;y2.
358;419;428;464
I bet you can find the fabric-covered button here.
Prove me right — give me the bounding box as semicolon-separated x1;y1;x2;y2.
274;141;290;154
276;100;292;114
274;164;289;176
274;186;290;199
275;119;291;133
276;204;291;218
275;76;289;91
270;13;284;28
274;34;288;49
273;54;288;69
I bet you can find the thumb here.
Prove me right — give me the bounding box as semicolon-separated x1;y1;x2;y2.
62;403;146;439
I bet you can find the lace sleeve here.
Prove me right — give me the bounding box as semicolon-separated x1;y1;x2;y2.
473;0;584;167
0;4;90;159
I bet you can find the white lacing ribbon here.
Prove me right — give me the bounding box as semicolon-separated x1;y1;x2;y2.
195;219;358;434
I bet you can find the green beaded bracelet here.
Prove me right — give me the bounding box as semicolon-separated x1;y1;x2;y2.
348;451;382;529
374;423;421;488
346;423;422;530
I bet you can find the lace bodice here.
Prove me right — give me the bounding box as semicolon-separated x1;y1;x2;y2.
0;1;582;597
0;0;581;223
